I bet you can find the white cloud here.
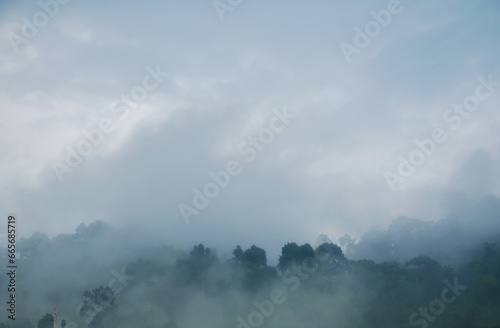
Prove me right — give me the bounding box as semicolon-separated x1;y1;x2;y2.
0;0;499;249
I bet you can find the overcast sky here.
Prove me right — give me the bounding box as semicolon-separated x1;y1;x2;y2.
1;0;499;258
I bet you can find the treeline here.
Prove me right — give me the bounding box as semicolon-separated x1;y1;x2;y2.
0;219;499;328
32;241;500;328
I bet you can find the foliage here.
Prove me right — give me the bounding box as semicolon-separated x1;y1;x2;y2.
27;238;500;328
36;313;53;328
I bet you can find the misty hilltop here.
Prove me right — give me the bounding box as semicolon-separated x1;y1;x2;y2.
1;194;500;328
2;1;499;327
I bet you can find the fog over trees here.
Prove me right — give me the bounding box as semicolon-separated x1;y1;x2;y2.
1;195;499;328
1;1;499;327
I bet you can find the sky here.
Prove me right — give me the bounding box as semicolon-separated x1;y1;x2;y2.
0;0;499;260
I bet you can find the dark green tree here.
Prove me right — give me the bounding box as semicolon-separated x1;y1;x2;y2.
175;244;217;286
242;245;267;266
231;245;275;291
278;243;315;270
79;285;115;327
315;242;347;274
37;313;54;328
232;245;244;262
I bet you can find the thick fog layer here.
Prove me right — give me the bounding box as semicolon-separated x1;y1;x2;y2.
1;194;500;327
1;1;499;327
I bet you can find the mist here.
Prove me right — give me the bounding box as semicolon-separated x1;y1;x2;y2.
1;193;500;327
1;0;500;327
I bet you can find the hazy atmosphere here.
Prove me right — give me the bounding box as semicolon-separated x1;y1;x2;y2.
1;1;500;327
